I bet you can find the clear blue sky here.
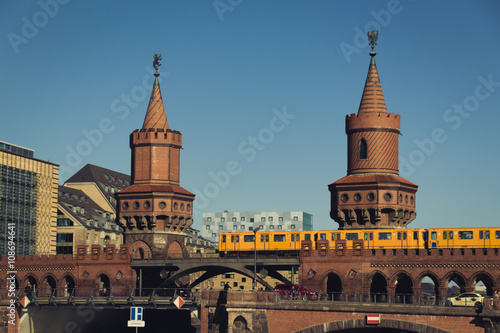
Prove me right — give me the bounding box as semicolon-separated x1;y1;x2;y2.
1;1;499;231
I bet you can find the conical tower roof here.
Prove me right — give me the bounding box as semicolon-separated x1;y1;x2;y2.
357;50;388;115
142;71;169;130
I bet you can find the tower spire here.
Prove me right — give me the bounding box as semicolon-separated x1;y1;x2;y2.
142;54;169;130
357;31;387;115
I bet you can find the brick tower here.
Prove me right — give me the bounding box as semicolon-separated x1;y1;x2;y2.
329;33;418;229
116;55;195;258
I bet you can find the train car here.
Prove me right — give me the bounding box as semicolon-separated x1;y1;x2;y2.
219;231;304;257
218;227;500;257
426;227;500;249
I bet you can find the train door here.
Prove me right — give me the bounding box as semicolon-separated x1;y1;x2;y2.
364;232;373;249
260;234;269;254
422;230;429;249
442;230;454;248
430;230;438;248
230;234;240;253
480;230;491;248
397;231;408;248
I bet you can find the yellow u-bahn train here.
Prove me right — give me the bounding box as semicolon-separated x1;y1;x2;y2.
218;227;500;257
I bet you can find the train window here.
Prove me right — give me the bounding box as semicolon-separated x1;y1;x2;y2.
260;235;264;242
266;235;269;242
243;235;255;242
291;234;294;241
370;233;373;241
431;232;437;240
305;234;311;241
397;232;401;240
486;231;490;239
413;231;418;240
422;231;428;241
480;231;483;239
346;233;358;240
449;231;453;239
364;233;368;240
378;232;392;240
274;234;286;242
296;234;300;241
222;235;226;243
235;236;239;242
443;231;447;240
231;235;234;242
497;231;500;239
404;233;407;240
459;231;473;239
320;233;326;240
331;234;336;241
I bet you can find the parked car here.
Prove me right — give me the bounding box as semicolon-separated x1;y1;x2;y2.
445;292;483;307
274;284;318;301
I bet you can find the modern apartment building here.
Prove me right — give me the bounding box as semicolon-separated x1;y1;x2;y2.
201;211;313;245
0;141;59;255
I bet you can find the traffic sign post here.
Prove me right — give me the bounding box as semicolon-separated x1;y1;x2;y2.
128;307;145;331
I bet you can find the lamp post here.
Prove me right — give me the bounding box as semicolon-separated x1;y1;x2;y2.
253;227;261;290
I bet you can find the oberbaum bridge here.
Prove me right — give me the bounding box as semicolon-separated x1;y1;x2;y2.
2;35;500;333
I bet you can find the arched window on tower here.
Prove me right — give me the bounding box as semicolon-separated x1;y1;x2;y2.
359;139;367;159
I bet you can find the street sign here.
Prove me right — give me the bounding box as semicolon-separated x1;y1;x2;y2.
174;296;184;309
128;307;145;328
20;296;30;308
366;313;381;324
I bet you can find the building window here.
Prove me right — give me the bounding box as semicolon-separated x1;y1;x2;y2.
241;217;245;221
291;225;296;229
241;225;245;230
269;217;273;222
233;225;238;230
277;225;282;230
279;217;283;222
221;217;225;222
206;225;210;229
232;217;237;222
261;217;265;222
293;216;298;221
359;138;367;159
207;217;212;222
212;233;216;238
259;225;264;229
250;218;254;222
249;227;253;231
269;225;274;230
219;225;223;230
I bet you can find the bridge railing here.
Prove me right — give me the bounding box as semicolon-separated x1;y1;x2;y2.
6;286;197;303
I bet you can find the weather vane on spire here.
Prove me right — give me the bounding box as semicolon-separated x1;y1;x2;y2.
153;54;162;74
367;30;379;51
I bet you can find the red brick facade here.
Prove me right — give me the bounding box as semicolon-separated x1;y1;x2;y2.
329;48;417;229
116;66;195;258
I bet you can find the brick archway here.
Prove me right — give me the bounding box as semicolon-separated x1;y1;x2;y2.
293;319;452;333
166;241;183;259
131;240;152;259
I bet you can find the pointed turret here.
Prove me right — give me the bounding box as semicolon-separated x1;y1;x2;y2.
357;50;388;115
116;54;195;258
142;72;169;130
329;32;418;230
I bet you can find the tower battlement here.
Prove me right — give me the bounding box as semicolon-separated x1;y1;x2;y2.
130;128;182;147
346;112;400;133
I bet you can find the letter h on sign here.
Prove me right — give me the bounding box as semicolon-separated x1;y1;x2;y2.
131;307;143;321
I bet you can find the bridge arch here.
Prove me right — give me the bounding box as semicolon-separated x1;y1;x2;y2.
131;240;152;259
60;273;76;297
166;241;183;259
293;318;452;333
22;274;39;294
391;270;414;304
470;270;495;296
40;273;58;297
320;270;344;300
365;270;388;303
443;271;467;294
94;271;111;296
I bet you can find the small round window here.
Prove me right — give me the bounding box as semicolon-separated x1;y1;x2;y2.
341;194;349;202
122;202;129;210
159;201;166;209
174;202;178;210
354;193;361;202
384;193;392;201
133;201;140;209
144;201;151;209
367;193;375;201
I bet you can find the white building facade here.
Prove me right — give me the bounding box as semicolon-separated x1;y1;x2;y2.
202;211;313;245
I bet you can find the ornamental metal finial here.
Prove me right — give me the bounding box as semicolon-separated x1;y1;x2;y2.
367;30;379;51
153;54;162;74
